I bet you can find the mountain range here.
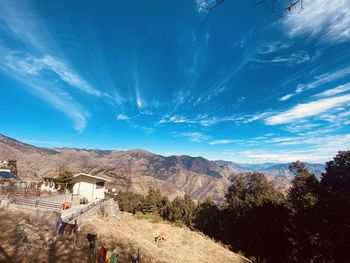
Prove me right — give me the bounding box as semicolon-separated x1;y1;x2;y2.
0;134;325;202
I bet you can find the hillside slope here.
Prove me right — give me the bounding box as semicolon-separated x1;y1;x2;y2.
0;134;234;201
80;212;250;263
0;134;324;201
0;209;249;263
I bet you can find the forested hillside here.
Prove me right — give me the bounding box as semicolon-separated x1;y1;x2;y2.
117;151;350;263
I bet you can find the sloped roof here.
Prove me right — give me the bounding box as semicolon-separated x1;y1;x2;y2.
73;173;111;182
0;169;17;180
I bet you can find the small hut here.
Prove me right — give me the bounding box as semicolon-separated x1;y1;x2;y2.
72;173;110;201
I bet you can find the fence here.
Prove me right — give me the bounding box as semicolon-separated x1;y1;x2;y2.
61;198;108;223
0;245;12;263
10;197;61;212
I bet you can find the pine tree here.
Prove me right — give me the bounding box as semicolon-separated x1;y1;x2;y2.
56;170;74;190
287;161;321;262
318;151;350;262
142;187;159;214
223;172;288;263
288;161;319;213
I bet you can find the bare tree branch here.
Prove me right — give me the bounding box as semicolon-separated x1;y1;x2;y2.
199;0;225;24
255;0;304;13
199;0;304;24
281;0;304;11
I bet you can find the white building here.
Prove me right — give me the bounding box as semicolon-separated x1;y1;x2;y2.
41;175;58;192
72;173;110;201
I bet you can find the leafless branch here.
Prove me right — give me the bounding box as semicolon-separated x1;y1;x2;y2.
254;0;304;13
199;0;304;24
199;0;225;24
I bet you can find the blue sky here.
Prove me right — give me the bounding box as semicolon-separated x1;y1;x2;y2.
0;0;350;163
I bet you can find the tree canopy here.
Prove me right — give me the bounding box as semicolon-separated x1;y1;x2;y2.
56;170;74;190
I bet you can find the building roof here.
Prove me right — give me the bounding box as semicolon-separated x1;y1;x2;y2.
42;174;59;180
73;173;111;182
0;169;17;180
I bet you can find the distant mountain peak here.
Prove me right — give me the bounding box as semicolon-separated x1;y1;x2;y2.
0;133;325;202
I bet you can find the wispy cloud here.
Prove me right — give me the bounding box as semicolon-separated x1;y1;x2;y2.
39;56;107;97
4;53;107;98
196;46;255;104
209;139;236;145
266;94;350;125
159;114;243;127
259;41;293;54
0;0;50;51
252;50;320;67
232;148;331;163
116;114;130;121
225;133;350;163
195;0;216;13
282;0;350;43
314;83;350;98
177;132;211;142
0;0;116;132
279;66;350;101
279;93;294;101
243;112;272;124
0;47;89;132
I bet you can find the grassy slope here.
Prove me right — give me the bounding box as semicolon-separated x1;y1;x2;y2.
0;209;249;262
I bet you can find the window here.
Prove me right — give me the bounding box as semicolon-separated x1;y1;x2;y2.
96;181;104;189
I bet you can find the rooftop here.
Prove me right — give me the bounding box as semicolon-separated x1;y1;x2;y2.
0;169;17;180
73;173;111;182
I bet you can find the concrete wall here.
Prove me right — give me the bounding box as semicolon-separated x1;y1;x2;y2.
72;175;106;201
41;193;72;204
8;206;60;229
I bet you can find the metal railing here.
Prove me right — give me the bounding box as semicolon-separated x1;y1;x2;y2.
0;245;12;263
61;198;107;223
10;197;61;212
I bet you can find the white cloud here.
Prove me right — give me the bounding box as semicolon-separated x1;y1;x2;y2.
195;57;252;105
227;133;350;163
159;114;243;127
279;66;350;101
116;114;130;121
235;149;330;163
279;93;294;101
40;55;106;97
29;82;88;132
3;53;106;98
209;139;236;145
244;112;272;123
0;47;88;132
259;41;292;54
177;132;211;142
297;67;350;93
195;0;211;13
314;83;350;98
0;0;115;132
252;51;313;66
265;94;350;125
282;0;350;43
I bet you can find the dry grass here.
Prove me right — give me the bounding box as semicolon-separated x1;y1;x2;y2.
0;209;90;263
79;212;250;263
0;208;250;263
